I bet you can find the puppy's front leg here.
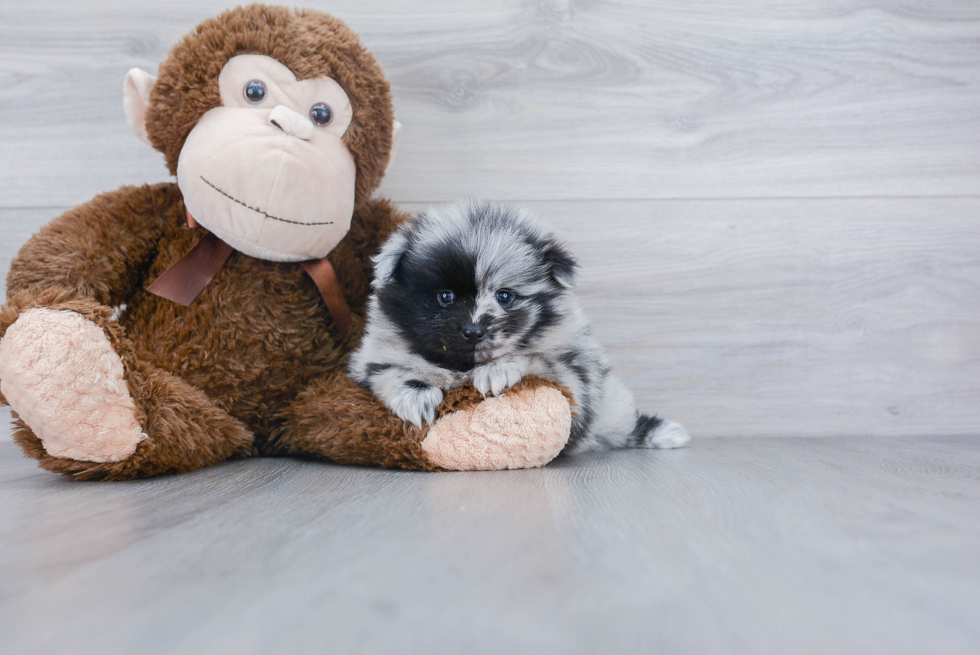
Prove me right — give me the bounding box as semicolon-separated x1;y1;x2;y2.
471;356;530;397
369;366;444;427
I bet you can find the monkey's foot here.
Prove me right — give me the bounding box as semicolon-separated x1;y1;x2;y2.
421;384;571;470
0;308;145;463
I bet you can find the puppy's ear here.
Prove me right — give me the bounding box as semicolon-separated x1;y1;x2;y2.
541;238;578;289
372;230;410;288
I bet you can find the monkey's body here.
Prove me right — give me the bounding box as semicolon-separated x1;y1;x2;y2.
4;183;570;478
0;6;575;479
4;184;378;472
50;184;385;443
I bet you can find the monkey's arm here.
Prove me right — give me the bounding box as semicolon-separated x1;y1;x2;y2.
6;183;179;305
1;183;179;408
0;183;256;476
277;373;573;471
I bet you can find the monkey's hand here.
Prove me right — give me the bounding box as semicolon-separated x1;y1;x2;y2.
471;357;528;397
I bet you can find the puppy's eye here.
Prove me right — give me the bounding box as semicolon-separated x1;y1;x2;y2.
310;102;332;126
437;290;456;307
244;80;267;104
496;290;515;307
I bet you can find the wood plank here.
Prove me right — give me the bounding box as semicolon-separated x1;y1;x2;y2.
0;409;10;444
1;1;979;206
3;197;980;440
1;436;978;654
0;208;51;285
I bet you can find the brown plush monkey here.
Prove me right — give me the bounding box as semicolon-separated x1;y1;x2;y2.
0;5;572;480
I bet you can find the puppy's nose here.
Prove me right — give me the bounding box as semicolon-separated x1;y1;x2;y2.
461;323;487;342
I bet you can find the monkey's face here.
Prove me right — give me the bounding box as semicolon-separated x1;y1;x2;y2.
125;8;401;262
175;54;357;262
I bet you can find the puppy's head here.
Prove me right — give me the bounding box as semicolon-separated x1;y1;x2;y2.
373;200;577;371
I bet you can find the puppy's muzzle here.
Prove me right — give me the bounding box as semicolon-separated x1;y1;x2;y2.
461;323;487;342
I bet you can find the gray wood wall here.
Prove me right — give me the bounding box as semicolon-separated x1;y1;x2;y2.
2;1;979;439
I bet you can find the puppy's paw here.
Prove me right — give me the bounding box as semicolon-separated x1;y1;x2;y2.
472;360;526;397
385;381;444;427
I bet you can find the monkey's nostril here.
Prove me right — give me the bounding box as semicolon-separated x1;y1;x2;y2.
268;106;314;140
461;323;487;342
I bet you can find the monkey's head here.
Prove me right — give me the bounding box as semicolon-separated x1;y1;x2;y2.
123;4;400;262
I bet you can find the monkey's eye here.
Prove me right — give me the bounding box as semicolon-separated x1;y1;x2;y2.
437;290;455;307
496;290;515;307
244;80;267;104
310;102;333;126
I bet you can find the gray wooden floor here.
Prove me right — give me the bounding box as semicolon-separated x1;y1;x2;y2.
2;437;979;654
2;2;980;652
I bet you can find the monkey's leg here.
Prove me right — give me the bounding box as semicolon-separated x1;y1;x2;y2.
0;290;252;480
276;372;573;471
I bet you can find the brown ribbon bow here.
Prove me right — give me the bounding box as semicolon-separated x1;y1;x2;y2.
146;211;352;341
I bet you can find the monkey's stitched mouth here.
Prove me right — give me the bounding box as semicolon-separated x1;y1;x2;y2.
200;176;335;226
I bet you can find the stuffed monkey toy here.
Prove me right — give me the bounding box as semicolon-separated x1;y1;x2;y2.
0;5;572;480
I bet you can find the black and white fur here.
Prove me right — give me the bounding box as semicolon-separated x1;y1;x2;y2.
348;200;690;453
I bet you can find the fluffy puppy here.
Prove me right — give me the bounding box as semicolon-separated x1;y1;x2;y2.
348;200;690;453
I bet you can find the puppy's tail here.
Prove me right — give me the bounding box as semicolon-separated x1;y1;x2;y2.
631;414;691;449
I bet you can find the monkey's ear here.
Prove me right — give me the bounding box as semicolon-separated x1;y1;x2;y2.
371;228;410;288
385;120;402;174
123;68;157;145
541;238;578;289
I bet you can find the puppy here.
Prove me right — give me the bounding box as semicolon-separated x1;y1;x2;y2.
348;200;690;454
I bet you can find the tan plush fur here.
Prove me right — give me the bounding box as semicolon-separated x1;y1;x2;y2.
0;308;145;462
0;5;572;479
422;384;572;471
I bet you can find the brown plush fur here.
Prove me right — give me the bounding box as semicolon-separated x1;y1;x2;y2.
1;5;566;480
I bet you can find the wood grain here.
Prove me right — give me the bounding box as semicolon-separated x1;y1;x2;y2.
1;1;979;206
1;436;978;654
3;197;980;441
